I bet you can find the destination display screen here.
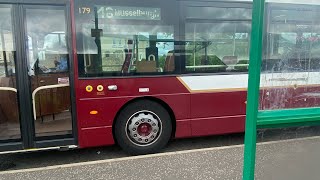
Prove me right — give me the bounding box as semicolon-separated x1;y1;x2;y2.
78;5;161;20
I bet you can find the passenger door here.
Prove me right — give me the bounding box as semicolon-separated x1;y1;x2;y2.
0;1;76;152
0;4;21;151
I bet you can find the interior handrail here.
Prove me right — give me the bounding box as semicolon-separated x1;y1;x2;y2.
32;84;70;120
0;87;17;93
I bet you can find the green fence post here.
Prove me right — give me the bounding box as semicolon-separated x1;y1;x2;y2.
243;0;265;179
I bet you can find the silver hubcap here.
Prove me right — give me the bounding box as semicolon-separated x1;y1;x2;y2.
126;111;162;146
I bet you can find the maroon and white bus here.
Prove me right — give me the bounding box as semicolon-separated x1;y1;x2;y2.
0;0;319;154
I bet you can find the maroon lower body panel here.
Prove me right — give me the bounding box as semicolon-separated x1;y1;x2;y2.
175;120;192;138
79;126;114;148
190;115;245;137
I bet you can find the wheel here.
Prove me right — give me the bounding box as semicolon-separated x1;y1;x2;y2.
115;100;172;155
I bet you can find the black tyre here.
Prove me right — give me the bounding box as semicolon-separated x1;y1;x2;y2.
114;100;172;155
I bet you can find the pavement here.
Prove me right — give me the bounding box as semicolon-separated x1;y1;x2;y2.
1;134;320;180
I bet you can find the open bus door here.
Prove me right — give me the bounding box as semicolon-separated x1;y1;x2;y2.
0;1;77;152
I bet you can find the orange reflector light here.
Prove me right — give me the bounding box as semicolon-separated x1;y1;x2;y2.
90;110;98;115
86;85;93;92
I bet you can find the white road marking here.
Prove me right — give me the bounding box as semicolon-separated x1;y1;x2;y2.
1;135;320;175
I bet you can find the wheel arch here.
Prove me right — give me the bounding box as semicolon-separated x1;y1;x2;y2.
112;96;176;144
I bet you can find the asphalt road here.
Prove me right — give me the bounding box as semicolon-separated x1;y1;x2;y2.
3;136;320;180
2;130;320;180
1;126;320;174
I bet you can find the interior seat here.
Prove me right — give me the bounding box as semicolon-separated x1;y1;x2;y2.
164;51;175;72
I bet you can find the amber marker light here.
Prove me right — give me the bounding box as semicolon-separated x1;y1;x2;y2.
90;110;98;115
97;85;104;92
86;85;93;92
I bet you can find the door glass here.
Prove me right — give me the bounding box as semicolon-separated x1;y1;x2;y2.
25;7;72;138
0;5;21;141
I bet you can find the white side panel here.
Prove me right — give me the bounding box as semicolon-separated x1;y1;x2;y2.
179;72;320;91
260;72;320;87
267;0;320;5
180;74;248;91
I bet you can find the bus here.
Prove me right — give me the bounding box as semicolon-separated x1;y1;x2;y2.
0;0;319;155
